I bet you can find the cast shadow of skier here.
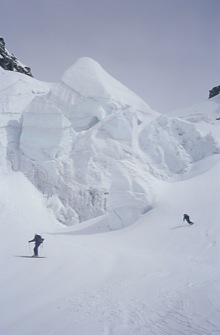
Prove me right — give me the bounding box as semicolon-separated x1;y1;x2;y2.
14;255;46;259
170;225;192;230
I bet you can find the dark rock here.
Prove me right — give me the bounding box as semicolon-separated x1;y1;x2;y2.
209;85;220;99
0;36;33;77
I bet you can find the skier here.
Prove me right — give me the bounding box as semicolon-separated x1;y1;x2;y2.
183;214;194;225
28;234;44;257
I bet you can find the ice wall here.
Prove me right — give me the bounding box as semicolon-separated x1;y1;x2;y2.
0;59;219;228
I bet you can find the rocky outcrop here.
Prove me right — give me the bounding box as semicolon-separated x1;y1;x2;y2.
0;36;33;77
209;85;220;99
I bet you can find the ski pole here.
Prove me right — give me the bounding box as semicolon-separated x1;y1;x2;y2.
40;242;44;256
28;242;32;256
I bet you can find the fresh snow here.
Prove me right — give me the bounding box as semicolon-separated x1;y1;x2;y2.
0;58;220;335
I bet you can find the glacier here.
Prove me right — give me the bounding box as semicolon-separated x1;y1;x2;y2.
0;58;219;228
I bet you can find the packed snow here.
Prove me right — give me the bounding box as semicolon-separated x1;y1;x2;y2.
0;58;220;335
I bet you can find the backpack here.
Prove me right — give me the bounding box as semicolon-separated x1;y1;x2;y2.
35;234;44;244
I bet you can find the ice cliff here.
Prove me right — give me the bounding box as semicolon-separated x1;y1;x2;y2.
0;58;219;228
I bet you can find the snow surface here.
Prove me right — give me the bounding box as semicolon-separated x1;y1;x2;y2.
0;59;220;334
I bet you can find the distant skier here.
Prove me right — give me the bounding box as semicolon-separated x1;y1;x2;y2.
28;234;44;257
183;214;194;225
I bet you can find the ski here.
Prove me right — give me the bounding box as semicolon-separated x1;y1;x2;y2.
16;256;47;258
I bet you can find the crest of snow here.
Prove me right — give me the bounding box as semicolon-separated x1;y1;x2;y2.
61;57;152;112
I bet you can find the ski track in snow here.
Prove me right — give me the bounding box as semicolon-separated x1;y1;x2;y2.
35;263;219;335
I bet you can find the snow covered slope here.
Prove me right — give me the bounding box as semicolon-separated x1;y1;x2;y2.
0;57;220;335
0;155;220;335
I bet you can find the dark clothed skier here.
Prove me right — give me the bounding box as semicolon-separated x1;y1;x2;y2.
29;234;44;257
183;214;194;225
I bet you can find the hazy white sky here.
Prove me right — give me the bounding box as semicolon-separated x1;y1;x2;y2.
1;0;220;113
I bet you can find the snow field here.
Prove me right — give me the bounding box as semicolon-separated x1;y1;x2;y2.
0;155;220;334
